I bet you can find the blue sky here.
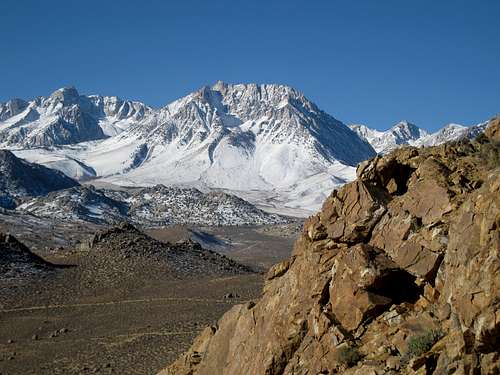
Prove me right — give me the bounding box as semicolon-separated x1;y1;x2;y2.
1;0;499;132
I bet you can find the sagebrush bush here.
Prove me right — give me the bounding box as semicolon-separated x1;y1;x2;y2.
405;329;443;359
335;345;361;367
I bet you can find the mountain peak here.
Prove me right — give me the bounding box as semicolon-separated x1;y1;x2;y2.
1;83;377;213
49;86;80;105
392;120;419;130
388;120;427;141
212;80;228;91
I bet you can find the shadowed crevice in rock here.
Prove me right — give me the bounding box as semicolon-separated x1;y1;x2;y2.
329;244;423;332
381;162;417;196
318;276;331;307
273;319;308;375
364;267;421;305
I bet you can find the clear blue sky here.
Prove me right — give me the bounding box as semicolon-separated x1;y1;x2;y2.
1;0;499;132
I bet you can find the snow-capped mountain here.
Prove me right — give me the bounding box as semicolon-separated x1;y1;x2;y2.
351;120;487;154
3;82;376;213
350;121;428;154
0;150;79;209
0;99;29;121
0;87;152;147
416;122;488;147
17;185;288;226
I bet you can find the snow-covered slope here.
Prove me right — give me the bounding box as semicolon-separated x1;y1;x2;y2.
351;120;487;154
4;82;376;214
415;122;488;147
350;121;428;154
0;87;152;147
17;185;288;226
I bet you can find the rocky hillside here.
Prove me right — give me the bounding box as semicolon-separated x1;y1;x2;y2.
163;118;500;374
126;185;288;226
17;185;288;226
79;223;252;285
0;150;79;208
0;233;55;279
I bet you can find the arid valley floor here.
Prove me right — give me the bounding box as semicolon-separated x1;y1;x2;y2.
0;224;300;375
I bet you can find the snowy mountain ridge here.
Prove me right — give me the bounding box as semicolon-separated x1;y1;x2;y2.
0;86;153;147
350;120;487;154
2;82;376;214
1;82;489;214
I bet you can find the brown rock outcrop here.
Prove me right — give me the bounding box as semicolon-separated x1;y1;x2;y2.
161;118;500;375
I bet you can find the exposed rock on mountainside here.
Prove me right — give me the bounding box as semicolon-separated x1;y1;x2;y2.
163;118;499;374
0;150;79;208
0;87;152;147
0;98;29;121
0;232;55;279
17;184;288;226
4;83;375;213
79;223;252;285
126;185;288;226
17;185;128;225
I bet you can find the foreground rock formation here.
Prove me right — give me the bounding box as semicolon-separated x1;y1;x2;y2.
162;118;499;374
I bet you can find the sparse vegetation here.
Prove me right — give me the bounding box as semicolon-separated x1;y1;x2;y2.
402;329;444;364
336;345;361;367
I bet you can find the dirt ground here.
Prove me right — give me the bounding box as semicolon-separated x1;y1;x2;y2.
0;225;299;375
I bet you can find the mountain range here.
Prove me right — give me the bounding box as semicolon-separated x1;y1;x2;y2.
349;120;487;154
0;82;489;213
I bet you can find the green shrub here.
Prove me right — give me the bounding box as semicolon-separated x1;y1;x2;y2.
336;345;361;367
406;329;443;359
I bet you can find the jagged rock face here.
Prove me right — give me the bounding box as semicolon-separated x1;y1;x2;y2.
0;98;29;121
484;117;500;141
0;87;152;147
163;119;499;375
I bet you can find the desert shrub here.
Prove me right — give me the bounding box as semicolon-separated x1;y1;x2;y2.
404;329;444;362
336;345;361;367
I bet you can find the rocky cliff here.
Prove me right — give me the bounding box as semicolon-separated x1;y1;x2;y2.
162;118;500;374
